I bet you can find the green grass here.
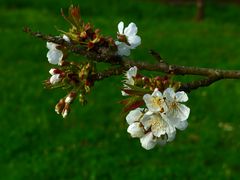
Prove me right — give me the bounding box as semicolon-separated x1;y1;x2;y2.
1;0;240;179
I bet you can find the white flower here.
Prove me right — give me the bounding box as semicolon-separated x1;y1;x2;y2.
143;88;168;113
115;21;141;56
126;108;145;138
63;35;70;42
126;107;144;125
121;66;138;96
50;74;61;84
125;108;176;150
127;122;145;138
140;111;176;142
46;42;63;65
163;88;190;130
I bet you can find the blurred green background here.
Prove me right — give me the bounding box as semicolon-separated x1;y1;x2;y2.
1;0;240;179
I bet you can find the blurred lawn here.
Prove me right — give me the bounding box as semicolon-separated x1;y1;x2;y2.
0;0;240;179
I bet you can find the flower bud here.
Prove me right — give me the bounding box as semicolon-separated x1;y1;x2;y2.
49;68;62;75
63;35;70;43
50;74;62;85
65;92;77;104
62;103;70;118
55;99;65;114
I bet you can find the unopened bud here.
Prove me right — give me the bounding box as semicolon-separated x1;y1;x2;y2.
63;35;70;42
50;74;62;85
55;99;65;114
62;103;70;118
65;92;77;104
49;68;62;75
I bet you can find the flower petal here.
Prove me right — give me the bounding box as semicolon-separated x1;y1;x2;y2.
121;90;129;96
126;66;137;79
166;130;176;142
166;103;190;122
116;42;131;56
151;116;170;137
127;122;145;138
128;35;141;49
124;77;134;86
140;132;157;150
176;104;190;121
126;108;144;125
47;49;63;65
143;94;161;112
124;22;138;37
152;88;163;97
175;120;188;131
49;68;56;75
63;35;70;42
46;42;56;49
118;21;124;34
163;88;175;101
157;137;168;146
175;91;188;102
140;113;153;130
50;74;61;84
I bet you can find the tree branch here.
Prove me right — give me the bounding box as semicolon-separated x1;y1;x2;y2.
24;28;240;92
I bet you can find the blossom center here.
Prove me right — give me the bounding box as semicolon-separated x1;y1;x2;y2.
153;97;165;112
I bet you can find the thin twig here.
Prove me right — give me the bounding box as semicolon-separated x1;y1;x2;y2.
179;76;222;92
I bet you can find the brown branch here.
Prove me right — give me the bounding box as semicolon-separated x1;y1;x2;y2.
24;28;240;92
179;76;222;93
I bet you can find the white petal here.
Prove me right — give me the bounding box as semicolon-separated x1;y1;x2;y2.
157;137;168;145
166;103;190;122
62;109;68;118
128;35;141;49
140;113;153;130
115;41;121;45
152;88;163;97
118;21;124;34
151;116;170;137
46;42;56;49
65;96;73;104
126;66;137;79
143;94;161;113
50;74;61;84
175;91;188;102
163;88;175;101
124;77;134;86
124;22;138;37
49;68;56;75
127;122;145;138
140;132;157;150
63;35;70;42
166;130;176;142
177;104;190;121
121;91;129;96
126;108;144;125
47;49;63;65
175;120;188;131
116;43;131;56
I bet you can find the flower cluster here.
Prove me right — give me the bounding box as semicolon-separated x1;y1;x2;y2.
43;5;142;118
123;67;190;150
